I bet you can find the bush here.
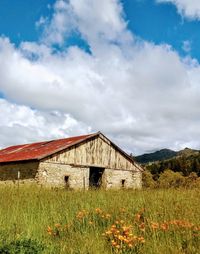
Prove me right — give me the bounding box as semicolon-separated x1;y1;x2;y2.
158;169;185;188
185;172;200;188
0;239;44;254
142;171;156;188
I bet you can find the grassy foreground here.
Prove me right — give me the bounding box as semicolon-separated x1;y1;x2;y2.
0;186;199;254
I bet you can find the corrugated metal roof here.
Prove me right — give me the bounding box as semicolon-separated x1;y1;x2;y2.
0;133;95;163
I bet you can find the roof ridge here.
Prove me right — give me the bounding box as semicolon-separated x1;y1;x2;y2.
0;132;98;163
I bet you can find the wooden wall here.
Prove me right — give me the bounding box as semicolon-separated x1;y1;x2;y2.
43;135;141;172
0;161;39;181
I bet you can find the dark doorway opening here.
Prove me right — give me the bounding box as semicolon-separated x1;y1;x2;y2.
89;167;104;188
121;179;126;188
64;175;70;189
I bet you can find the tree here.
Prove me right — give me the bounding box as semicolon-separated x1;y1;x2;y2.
158;169;185;188
142;171;156;188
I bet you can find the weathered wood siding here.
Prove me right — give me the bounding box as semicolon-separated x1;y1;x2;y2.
43;135;140;172
0;161;39;183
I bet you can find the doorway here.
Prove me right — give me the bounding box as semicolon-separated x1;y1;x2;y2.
89;167;104;188
64;175;70;189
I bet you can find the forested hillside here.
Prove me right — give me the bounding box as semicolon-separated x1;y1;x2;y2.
135;149;177;163
135;148;200;179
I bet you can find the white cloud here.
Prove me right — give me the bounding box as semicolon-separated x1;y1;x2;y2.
1;0;200;154
41;0;132;46
157;0;200;20
0;98;90;148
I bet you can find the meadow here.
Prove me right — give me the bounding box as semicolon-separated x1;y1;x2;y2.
0;186;199;254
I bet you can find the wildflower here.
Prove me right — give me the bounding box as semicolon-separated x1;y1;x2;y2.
95;208;102;214
118;235;124;241
120;208;126;213
47;226;52;235
151;222;159;230
106;214;111;219
160;223;168;231
139;222;145;232
135;213;141;221
137;236;145;243
111;241;117;247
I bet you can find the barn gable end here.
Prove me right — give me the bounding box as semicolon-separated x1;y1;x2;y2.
42;134;140;171
0;132;143;189
37;134;142;189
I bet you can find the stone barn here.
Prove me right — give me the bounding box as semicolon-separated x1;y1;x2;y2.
0;132;143;189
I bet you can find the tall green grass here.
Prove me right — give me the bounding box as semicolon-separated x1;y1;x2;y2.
0;185;199;253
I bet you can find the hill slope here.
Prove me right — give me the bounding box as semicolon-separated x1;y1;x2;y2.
135;148;200;177
135;149;177;164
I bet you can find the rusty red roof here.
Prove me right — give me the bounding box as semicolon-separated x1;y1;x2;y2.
0;133;96;163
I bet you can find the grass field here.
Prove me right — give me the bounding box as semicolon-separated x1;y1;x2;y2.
0;186;199;254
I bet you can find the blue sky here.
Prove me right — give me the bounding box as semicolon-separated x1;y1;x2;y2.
1;0;200;154
0;0;200;59
123;0;200;60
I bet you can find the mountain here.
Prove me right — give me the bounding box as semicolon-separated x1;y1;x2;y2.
135;147;200;177
177;147;199;157
135;149;177;164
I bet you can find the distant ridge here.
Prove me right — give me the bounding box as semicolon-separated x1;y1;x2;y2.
135;147;200;177
177;147;199;157
135;148;177;164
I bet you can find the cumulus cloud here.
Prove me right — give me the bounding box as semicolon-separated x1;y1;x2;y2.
1;0;200;154
0;98;90;148
40;0;132;47
157;0;200;20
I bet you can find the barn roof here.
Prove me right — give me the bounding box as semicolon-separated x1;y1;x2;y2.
0;133;96;163
0;132;142;171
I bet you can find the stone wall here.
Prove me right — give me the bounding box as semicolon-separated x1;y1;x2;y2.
37;162;90;189
104;168;142;189
0;161;39;182
37;162;142;190
0;161;142;190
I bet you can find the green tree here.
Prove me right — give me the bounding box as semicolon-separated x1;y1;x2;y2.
158;169;185;188
142;171;156;188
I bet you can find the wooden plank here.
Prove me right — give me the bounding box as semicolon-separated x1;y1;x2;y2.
44;136;138;171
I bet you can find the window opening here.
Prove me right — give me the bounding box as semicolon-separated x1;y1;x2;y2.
64;176;70;189
121;179;125;188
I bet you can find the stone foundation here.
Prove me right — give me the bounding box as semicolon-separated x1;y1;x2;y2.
37;162;141;189
104;168;141;189
0;161;142;190
37;162;90;189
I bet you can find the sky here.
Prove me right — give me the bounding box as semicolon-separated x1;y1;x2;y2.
1;0;200;155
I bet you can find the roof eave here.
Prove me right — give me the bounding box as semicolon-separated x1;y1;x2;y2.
37;132;99;161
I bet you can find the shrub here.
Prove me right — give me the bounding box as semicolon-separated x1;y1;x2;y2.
158;169;185;188
0;239;45;254
142;171;156;188
185;172;200;188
